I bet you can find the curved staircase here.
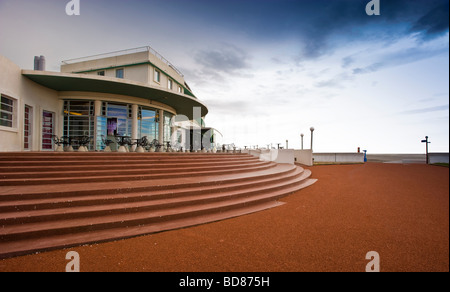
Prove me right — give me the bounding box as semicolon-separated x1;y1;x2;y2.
0;152;316;259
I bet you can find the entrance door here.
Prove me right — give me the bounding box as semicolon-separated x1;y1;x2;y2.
24;105;32;150
42;110;54;150
107;118;118;151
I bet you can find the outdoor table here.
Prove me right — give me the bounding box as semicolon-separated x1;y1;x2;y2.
115;135;131;152
115;135;131;146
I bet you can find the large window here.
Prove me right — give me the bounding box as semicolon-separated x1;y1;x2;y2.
106;103;130;136
0;94;15;128
63;100;95;150
139;107;158;142
163;112;173;143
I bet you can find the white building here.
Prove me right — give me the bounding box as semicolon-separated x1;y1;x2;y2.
1;46;219;152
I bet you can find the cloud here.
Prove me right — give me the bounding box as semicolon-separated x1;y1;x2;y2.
399;105;449;115
351;38;449;75
341;56;355;69
201;99;251;115
315;73;354;89
194;44;251;74
410;1;450;39
353;62;384;75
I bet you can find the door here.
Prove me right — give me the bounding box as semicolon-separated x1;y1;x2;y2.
42;110;54;150
24;105;32;150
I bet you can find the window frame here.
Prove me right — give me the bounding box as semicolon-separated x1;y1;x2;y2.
154;69;161;84
115;68;124;79
0;94;17;130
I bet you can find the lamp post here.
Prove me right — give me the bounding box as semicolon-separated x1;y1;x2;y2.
421;136;431;164
310;127;315;152
301;134;304;150
286;140;289;150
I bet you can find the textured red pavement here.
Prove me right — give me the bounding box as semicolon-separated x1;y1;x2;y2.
0;163;448;272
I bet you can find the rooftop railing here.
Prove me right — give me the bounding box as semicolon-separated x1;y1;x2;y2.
61;46;184;77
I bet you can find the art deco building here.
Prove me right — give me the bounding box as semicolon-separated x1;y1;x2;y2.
0;47;216;152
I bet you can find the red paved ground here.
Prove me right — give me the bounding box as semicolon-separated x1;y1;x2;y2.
0;163;448;272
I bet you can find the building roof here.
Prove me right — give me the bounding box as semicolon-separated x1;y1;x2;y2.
22;70;208;119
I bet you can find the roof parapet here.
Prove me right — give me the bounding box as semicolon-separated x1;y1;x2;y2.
61;46;184;78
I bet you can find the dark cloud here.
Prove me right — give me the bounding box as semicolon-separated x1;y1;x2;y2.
410;1;450;39
194;45;250;74
160;0;449;59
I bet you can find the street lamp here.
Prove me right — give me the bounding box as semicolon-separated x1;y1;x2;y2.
421;136;431;164
286;140;289;150
310;127;315;152
301;133;304;150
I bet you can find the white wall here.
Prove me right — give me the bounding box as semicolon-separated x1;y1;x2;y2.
1;55;60;152
244;149;295;164
294;149;313;166
313;153;365;164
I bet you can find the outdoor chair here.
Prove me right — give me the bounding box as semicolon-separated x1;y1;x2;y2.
52;135;64;152
135;136;149;153
149;139;162;152
77;136;91;152
101;135;115;152
61;136;74;152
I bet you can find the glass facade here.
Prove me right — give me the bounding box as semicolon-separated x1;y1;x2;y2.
63;100;95;150
139;107;158;142
63;100;172;151
163;112;173;144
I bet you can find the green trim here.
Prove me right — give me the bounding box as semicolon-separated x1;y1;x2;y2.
74;61;196;99
184;88;196;98
22;71;209;120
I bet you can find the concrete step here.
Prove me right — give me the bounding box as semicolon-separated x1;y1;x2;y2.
0;159;261;173
0;200;284;259
0;162;276;186
0;177;316;246
0;167;308;212
0;153;317;259
0;170;312;228
0;161;270;179
0;152;252;162
0;163;293;200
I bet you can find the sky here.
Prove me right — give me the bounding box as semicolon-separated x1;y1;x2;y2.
0;0;448;153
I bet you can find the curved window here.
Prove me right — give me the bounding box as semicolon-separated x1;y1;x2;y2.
163;112;173;144
63;100;95;150
139;107;158;142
